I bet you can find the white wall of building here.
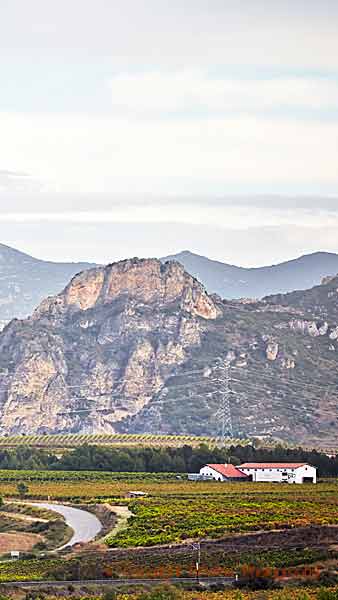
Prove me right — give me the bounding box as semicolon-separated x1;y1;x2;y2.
240;465;316;484
200;465;226;481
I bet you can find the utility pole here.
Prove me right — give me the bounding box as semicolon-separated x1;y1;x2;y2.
192;541;201;582
214;359;235;444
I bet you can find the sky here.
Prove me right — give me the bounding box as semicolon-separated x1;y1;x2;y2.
1;0;338;266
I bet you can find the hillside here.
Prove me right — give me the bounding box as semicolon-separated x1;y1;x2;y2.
162;250;338;299
265;274;338;321
0;243;96;321
0;257;337;445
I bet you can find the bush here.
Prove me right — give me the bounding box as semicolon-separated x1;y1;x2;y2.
317;589;338;600
17;482;29;498
102;589;118;600
235;575;280;590
139;584;183;600
317;573;338;587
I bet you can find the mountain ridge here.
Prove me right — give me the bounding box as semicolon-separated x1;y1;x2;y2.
161;250;338;299
2;243;338;322
0;256;337;445
0;243;97;321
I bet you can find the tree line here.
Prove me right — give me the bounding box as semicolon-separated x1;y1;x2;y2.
0;443;337;477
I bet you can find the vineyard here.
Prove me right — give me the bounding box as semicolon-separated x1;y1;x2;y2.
0;476;337;587
0;469;181;482
1;474;338;501
106;482;338;547
0;432;250;449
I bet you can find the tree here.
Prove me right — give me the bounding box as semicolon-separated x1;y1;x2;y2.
17;482;29;498
228;455;241;466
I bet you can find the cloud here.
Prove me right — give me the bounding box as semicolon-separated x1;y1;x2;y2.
2;194;338;216
0;169;30;177
2;219;338;268
110;71;338;115
1;110;338;195
2;0;338;70
0;168;43;192
1;195;338;241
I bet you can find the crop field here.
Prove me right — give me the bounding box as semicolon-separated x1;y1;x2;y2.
0;469;180;482
0;475;337;585
0;432;237;449
0;473;337;503
106;482;338;547
0;590;336;600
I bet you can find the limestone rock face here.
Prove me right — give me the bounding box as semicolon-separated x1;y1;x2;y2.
0;259;219;434
266;342;279;361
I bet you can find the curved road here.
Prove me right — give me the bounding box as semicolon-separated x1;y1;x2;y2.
34;502;102;550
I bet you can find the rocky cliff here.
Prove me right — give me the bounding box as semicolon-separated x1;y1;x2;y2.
0;259;219;435
0;257;337;445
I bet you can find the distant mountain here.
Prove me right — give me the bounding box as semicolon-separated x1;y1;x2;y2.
0;243;96;321
162;250;338;299
1;256;338;446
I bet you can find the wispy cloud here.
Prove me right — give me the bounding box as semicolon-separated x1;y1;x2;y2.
0;169;43;193
1;110;338;194
110;71;338;116
0;169;30;177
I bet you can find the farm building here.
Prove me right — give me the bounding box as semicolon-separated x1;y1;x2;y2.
199;463;249;482
239;462;317;484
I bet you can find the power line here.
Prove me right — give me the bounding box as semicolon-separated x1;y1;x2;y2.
231;364;338;395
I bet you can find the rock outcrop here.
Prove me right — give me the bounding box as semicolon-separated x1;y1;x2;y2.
0;259;219;434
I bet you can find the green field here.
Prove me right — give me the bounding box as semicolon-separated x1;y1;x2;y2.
0;433;223;449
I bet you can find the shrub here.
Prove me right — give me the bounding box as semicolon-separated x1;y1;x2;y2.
235;574;280;590
317;589;338;600
102;589;118;600
139;584;183;600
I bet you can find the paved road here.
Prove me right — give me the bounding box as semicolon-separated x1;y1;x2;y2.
34;502;102;550
2;576;234;588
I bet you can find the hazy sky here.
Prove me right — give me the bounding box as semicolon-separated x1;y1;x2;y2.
1;1;338;266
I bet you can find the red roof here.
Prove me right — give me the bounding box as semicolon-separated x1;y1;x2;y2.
206;464;248;478
239;462;308;469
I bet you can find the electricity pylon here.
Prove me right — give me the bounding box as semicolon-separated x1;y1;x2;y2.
214;359;235;444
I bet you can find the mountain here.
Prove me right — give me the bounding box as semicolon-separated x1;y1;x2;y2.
0;244;96;322
162;250;338;299
0;257;338;446
2;243;338;326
